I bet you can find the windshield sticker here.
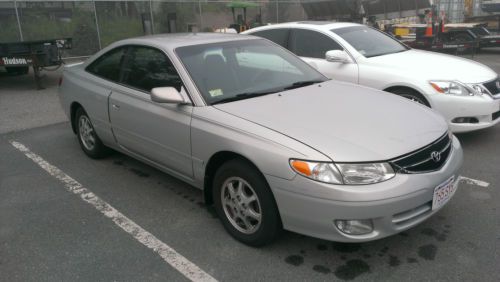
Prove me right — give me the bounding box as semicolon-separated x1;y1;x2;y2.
209;89;223;97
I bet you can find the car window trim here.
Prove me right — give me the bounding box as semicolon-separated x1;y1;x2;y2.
88;43;194;105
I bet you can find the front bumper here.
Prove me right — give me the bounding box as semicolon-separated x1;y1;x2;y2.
431;93;500;133
266;136;463;242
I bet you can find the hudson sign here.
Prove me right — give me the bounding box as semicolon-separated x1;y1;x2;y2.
0;57;32;66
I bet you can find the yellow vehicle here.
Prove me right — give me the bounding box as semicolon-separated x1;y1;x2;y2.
391;24;426;41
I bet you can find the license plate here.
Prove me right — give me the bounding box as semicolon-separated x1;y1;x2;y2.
432;176;457;210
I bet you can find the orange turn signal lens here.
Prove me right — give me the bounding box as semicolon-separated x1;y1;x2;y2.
430;82;444;93
290;160;312;176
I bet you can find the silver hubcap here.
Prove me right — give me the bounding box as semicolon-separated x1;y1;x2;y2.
79;115;96;151
221;177;262;234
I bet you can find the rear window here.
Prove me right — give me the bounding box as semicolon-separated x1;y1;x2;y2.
86;47;126;82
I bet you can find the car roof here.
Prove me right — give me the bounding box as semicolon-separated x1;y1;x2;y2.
245;21;362;33
112;32;258;50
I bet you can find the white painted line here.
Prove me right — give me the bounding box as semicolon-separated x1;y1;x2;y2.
10;140;217;282
458;176;490;188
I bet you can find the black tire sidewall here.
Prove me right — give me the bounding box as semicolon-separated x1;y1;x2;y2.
213;159;281;247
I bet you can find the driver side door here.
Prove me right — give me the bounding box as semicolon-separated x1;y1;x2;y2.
109;45;194;179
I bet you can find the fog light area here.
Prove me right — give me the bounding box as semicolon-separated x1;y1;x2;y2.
451;117;479;124
335;219;374;235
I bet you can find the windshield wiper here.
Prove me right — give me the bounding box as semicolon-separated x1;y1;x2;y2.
211;91;278;105
283;80;325;90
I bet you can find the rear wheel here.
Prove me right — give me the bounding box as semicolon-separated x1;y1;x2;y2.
213;159;281;247
75;107;110;159
388;88;430;107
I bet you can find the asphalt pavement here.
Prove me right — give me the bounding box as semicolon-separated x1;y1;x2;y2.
1;50;499;281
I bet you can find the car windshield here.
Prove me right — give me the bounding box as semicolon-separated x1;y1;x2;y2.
175;39;327;105
332;26;409;58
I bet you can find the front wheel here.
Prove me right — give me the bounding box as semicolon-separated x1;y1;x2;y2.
75;107;110;159
389;88;430;107
213;159;281;247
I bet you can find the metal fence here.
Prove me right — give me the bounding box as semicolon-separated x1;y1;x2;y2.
0;0;308;57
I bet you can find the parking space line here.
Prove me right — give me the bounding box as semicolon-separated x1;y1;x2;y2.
10;140;217;282
458;176;490;188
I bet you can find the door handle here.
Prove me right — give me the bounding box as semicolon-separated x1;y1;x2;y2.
112;104;120;110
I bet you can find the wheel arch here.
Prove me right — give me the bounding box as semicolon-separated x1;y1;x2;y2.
383;85;432;107
203;151;266;206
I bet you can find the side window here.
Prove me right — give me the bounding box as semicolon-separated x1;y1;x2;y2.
291;29;343;59
252;29;290;48
86;47;126;82
121;46;182;92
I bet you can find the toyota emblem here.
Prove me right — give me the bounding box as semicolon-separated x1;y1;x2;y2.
431;151;441;162
496;80;500;90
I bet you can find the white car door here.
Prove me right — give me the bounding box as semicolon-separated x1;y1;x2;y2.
109;46;194;178
289;28;359;84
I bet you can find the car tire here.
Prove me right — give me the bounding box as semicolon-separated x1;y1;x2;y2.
213;159;281;247
389;88;430;107
75;107;110;159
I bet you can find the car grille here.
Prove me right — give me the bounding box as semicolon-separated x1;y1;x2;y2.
390;133;452;174
493;110;500;121
483;78;500;95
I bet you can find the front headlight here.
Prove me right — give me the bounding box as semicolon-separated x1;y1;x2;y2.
336;163;395;185
429;80;474;96
290;160;395;185
468;84;491;95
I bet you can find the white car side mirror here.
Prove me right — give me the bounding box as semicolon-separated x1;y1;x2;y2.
151;87;185;104
325;50;351;63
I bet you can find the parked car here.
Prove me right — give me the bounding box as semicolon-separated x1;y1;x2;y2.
243;22;500;133
59;33;463;246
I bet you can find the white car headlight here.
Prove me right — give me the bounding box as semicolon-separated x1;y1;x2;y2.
290;160;395;185
429;80;475;96
336;163;395;185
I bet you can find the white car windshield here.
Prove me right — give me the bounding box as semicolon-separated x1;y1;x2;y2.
333;26;409;58
175;39;327;105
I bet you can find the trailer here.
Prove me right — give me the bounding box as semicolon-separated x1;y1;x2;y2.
0;38;72;89
390;24;478;54
445;23;500;49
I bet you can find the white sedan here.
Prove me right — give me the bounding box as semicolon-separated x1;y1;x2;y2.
243;22;500;133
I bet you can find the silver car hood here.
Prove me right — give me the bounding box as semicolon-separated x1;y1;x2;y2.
214;81;447;162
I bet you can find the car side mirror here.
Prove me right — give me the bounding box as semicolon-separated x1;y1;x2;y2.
325;50;351;63
151;87;186;104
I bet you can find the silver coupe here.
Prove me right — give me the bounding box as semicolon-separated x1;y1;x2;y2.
59;33;463;246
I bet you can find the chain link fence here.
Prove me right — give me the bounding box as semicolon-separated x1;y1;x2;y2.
0;0;308;57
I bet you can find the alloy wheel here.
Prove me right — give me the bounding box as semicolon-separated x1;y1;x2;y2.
79;115;96;151
221;177;262;234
